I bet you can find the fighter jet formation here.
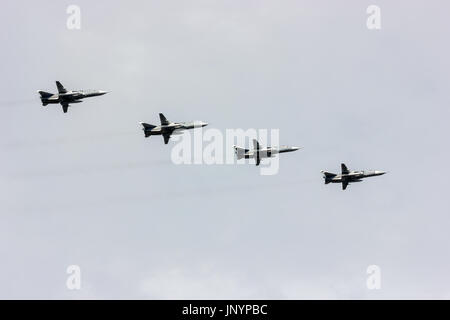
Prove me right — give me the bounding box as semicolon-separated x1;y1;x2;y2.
321;163;386;190
38;81;108;113
140;113;208;144
234;139;300;166
36;81;387;190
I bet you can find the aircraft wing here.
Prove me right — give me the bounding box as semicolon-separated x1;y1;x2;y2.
341;163;349;174
253;139;260;150
61;102;69;113
159;113;170;126
255;150;261;166
342;181;348;190
56;81;68;94
163;132;171;144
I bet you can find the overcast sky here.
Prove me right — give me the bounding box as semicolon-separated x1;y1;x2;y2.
1;0;450;299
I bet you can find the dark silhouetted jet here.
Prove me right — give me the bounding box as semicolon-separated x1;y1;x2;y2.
38;81;108;113
140;113;208;144
321;163;386;190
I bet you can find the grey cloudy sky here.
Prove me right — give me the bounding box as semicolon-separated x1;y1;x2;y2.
1;0;450;299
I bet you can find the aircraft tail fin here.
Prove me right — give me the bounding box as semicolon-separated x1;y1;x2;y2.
234;146;248;160
38;90;53;98
38;91;53;106
140;123;156;138
140;122;156;130
321;171;336;184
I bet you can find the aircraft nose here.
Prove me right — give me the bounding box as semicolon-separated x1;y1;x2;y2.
99;90;108;95
291;146;301;151
201;122;208;127
376;171;386;175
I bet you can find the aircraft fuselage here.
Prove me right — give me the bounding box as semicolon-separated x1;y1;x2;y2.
241;146;300;159
144;122;208;136
326;170;386;184
39;90;108;106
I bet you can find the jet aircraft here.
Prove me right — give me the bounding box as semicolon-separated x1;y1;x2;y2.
321;163;386;190
38;81;108;113
234;139;300;166
140;113;208;144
